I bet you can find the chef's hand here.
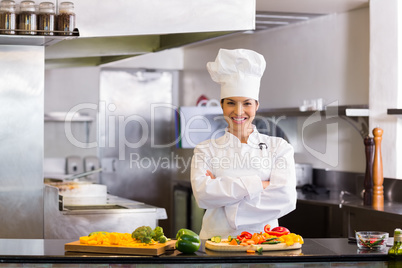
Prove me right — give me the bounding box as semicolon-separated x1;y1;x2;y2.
205;170;216;179
262;181;270;189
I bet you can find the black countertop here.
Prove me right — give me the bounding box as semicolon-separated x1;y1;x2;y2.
0;238;393;266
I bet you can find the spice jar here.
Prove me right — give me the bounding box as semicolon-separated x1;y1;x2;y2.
0;0;16;34
57;1;75;35
38;2;54;35
18;0;37;35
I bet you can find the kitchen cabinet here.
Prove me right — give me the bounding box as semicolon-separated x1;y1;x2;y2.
279;193;402;239
345;205;402;238
279;201;344;238
279;172;402;239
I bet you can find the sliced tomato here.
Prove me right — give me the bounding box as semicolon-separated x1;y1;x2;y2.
263;224;271;233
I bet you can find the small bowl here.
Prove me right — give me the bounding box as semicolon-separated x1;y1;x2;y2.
355;231;389;250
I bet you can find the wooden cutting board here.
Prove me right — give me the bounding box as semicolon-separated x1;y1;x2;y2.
205;240;301;252
65;240;176;256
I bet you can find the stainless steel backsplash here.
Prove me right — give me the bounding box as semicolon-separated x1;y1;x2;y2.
313;169;402;203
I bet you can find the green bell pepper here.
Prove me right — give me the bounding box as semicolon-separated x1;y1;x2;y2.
175;228;200;254
176;228;199;239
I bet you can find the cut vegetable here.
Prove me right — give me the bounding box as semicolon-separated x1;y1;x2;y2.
264;224;271;233
229;239;239;245
210;236;221;243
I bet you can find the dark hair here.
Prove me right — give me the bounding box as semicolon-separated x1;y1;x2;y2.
221;98;258;105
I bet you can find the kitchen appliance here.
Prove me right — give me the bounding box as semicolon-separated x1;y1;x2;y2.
57;183;107;206
44;185;167;239
295;163;313;187
98;68;177;237
0;45;44;239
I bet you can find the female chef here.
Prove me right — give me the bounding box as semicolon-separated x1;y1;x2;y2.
190;48;297;240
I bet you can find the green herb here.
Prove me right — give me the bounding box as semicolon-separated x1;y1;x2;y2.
261;240;281;244
355;231;386;250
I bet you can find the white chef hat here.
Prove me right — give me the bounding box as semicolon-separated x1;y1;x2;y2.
207;48;266;101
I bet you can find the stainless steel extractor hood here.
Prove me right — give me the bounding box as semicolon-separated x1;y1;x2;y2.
44;0;256;67
44;31;235;67
44;0;369;68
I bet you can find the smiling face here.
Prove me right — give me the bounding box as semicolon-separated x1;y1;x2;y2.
221;97;259;139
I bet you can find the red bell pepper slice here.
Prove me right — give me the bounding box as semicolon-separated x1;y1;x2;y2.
265;231;289;237
237;231;252;240
264;226;290;237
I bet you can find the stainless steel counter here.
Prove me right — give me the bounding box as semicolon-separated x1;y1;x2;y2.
44;185;167;239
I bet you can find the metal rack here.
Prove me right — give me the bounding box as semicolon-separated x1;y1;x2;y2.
257;105;369;117
0;28;79;46
257;105;370;138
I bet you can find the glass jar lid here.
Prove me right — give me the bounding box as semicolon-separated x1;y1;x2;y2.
59;1;74;13
0;0;16;11
39;2;54;13
20;0;36;12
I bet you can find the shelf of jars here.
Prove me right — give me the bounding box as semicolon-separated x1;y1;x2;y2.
0;0;77;46
0;28;79;46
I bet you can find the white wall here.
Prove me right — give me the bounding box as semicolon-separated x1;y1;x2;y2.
181;7;369;172
44;67;100;160
48;7;370;173
369;0;401;179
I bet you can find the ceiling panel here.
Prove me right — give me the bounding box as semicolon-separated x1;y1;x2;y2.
253;0;369;32
256;0;369;14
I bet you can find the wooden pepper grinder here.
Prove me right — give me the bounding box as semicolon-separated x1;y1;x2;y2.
372;127;384;209
363;136;374;205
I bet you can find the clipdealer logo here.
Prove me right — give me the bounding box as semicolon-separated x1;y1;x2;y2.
301;101;339;167
64;102;183;160
193;151;288;170
63;100;339;168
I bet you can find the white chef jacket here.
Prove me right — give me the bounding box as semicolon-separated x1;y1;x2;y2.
190;125;297;240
